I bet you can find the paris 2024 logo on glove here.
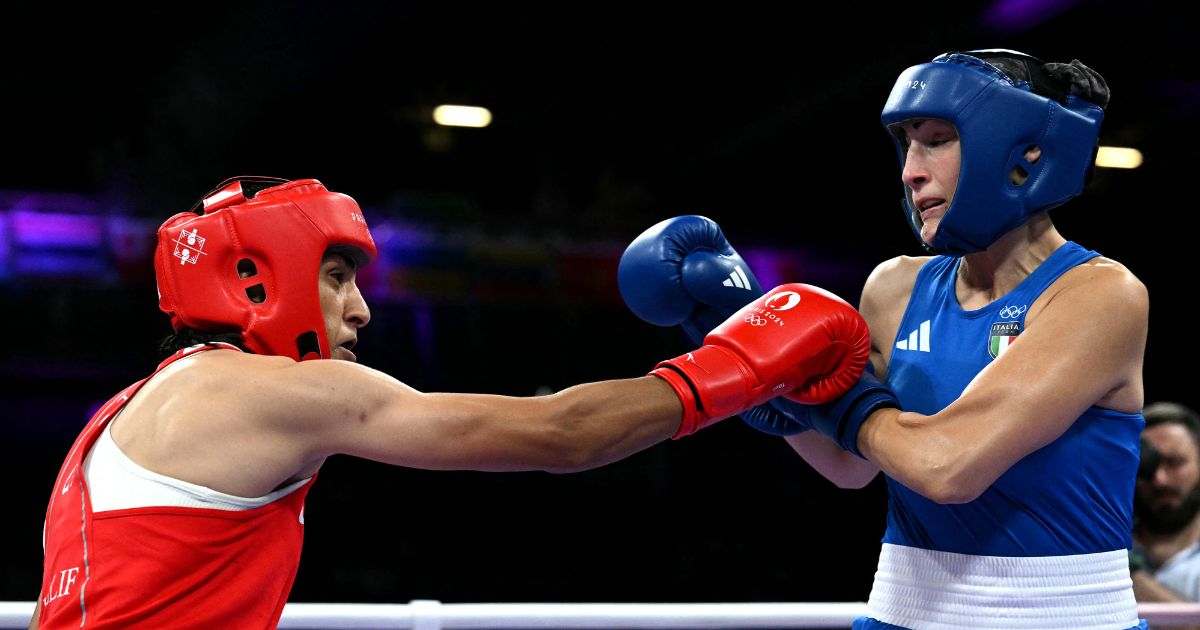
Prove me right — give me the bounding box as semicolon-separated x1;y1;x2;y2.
745;289;803;327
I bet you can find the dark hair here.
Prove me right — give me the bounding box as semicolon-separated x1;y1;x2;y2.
158;328;250;357
326;244;367;269
1144;401;1200;447
964;49;1110;110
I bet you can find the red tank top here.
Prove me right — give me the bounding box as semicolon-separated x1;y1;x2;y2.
38;345;314;629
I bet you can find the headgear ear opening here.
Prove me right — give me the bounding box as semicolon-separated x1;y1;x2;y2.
296;331;322;361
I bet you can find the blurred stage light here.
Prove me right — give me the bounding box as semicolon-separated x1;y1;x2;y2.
981;0;1087;35
433;105;492;128
1095;146;1143;169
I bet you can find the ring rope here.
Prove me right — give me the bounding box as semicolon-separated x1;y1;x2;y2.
3;601;1200;628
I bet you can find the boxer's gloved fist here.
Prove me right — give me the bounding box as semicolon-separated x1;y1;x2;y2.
806;368;900;458
652;283;870;438
618;216;818;436
618;215;763;345
742;369;901;453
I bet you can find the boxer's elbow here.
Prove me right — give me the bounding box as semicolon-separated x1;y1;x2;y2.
876;412;994;504
918;473;988;504
909;455;992;504
538;434;610;474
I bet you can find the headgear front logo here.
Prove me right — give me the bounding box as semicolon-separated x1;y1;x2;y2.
172;228;207;265
349;212;375;243
765;291;802;311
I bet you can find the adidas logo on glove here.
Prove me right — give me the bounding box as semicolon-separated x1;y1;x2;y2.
722;265;754;290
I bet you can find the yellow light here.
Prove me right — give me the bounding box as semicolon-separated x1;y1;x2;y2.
432;105;492;128
1095;146;1143;169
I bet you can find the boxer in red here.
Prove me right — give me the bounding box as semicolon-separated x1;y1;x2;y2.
32;176;869;629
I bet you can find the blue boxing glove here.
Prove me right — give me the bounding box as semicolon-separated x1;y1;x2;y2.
802;367;900;457
741;399;814;436
743;366;901;448
618;215;809;435
618;215;763;346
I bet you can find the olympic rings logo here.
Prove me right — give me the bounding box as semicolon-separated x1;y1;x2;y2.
744;314;768;326
998;305;1027;319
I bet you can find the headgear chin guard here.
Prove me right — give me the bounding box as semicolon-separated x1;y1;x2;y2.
880;49;1106;256
154;177;377;361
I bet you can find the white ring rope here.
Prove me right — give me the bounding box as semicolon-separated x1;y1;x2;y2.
276;602;870;629
3;601;1200;628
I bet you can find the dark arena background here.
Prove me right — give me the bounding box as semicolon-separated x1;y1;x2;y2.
1;0;1194;616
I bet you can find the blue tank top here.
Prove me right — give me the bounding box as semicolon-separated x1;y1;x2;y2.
884;241;1143;556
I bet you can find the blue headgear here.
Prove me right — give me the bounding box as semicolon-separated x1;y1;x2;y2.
880;50;1105;256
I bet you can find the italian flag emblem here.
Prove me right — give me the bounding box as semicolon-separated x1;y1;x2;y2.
989;321;1021;359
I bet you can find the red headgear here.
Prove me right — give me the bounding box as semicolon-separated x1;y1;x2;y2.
154;177;377;361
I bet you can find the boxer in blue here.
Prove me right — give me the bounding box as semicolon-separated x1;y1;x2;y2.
620;50;1149;629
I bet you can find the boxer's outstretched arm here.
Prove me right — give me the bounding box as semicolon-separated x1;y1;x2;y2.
242;356;684;474
136;281;866;496
348;374;685;473
228;283;866;477
126;349;683;496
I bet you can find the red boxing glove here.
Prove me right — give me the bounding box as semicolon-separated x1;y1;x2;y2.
652;283;870;438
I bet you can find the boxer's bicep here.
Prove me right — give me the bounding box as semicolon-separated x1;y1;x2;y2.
260;361;678;472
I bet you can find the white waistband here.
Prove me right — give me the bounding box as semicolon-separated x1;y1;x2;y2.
867;543;1138;630
84;421;309;512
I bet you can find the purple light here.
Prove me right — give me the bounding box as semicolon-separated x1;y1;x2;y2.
107;216;156;263
13;251;109;277
0;215;9;278
740;247;806;290
11;210;104;248
0;190;99;215
369;217;436;250
980;0;1086;34
0;190;157;283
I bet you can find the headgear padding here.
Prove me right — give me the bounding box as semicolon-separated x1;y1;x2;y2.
154;177;377;361
880;50;1105;256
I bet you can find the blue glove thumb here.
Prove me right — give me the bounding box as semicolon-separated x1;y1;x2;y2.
618;215;763;346
740;398;813;436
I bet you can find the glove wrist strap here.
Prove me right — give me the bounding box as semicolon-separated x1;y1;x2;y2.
652;345;753;438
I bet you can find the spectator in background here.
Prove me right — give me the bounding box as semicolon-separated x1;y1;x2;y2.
1133;401;1200;606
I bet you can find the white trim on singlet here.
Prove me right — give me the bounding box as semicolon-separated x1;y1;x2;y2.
867;542;1139;630
83;421;309;512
